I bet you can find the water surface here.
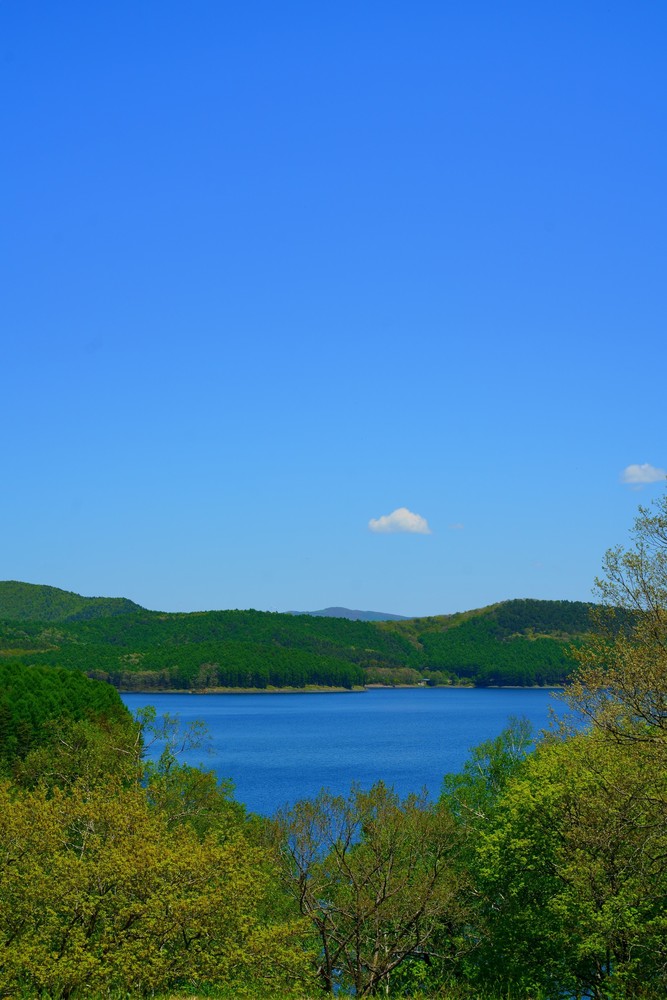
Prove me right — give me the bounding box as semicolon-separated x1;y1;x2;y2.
121;687;563;815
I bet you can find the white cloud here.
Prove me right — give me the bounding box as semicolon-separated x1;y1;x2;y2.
620;463;666;486
368;507;432;534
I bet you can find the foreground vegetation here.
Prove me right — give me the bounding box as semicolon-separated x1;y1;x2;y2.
0;494;665;997
0;581;596;689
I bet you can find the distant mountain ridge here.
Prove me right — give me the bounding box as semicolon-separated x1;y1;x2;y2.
290;607;409;622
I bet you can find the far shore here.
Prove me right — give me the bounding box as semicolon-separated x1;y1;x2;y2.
118;682;563;695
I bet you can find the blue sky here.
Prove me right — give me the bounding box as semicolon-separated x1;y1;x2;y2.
2;1;666;615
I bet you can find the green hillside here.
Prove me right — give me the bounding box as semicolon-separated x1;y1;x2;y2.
0;584;596;689
0;659;131;769
0;581;144;622
380;599;595;686
0;592;414;691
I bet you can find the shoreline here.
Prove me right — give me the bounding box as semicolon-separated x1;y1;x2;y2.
119;684;367;695
118;682;563;695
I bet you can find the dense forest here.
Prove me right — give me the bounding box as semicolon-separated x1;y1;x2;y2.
0;659;128;767
0;498;666;997
0;581;143;621
0;582;596;690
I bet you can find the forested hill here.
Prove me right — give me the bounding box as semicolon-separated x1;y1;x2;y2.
0;583;597;690
0;581;144;622
381;598;595;643
379;598;597;686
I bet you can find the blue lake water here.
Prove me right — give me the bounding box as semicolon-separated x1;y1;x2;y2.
121;687;565;816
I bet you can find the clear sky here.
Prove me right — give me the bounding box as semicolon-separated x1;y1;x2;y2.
2;1;666;616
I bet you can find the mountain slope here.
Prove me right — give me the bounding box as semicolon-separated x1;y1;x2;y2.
380;598;596;686
0;584;597;690
0;581;144;622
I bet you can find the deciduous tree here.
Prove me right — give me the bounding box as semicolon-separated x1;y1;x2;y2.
274;781;465;996
0;778;308;998
567;492;667;755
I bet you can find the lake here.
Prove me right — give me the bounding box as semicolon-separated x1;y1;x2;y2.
121;687;566;816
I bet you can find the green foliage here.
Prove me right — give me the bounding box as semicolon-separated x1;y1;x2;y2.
466;733;667;999
14;714;142;791
380;599;595;686
140;708;246;840
0;602;418;690
0;779;309;998
492;598;594;637
441;716;534;831
0;585;599;690
0;580;143;621
274;782;467;997
0;659;130;769
567;493;667;748
364;665;425;685
418;615;580;685
0;678;310;998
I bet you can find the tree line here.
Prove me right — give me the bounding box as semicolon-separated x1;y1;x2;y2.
0;598;597;690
